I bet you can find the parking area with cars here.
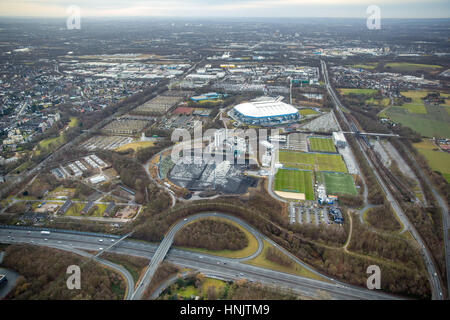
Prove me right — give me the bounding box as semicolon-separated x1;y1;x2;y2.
288;202;334;226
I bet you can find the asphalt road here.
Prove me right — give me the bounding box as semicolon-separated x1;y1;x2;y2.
321;59;444;300
131;212;264;299
1;216;403;300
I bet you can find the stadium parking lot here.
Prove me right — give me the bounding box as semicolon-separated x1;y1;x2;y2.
289;203;333;226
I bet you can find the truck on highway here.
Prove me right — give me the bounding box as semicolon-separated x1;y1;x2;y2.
40;231;51;235
0;274;7;287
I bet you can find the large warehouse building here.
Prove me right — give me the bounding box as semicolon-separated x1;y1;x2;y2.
231;96;300;126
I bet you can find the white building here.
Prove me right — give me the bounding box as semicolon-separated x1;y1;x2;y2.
332;132;347;148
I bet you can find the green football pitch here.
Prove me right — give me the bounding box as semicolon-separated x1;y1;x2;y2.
308;137;337;153
321;172;357;195
274;169;314;200
279;151;347;173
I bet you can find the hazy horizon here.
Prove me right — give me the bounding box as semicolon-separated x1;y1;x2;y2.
0;0;449;19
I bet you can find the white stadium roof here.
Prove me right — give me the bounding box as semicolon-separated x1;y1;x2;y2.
234;98;298;118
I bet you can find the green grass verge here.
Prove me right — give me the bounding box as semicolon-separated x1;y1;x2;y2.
244;239;328;282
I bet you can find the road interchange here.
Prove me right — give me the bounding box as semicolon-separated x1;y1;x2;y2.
1;211;403;300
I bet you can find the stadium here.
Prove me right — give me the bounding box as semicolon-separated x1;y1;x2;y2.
230;96;300;126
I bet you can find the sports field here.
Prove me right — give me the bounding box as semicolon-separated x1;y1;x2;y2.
316;154;347;172
274;169;314;200
309;137;337;153
279;151;347;173
321;172;357;195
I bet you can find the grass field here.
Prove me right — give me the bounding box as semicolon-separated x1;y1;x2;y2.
308;137;337;153
115;140;155;152
413;140;450;183
385;105;450;138
279;151;347;173
35;117;78;156
315;154;347;172
321;172;357;195
366;97;390;108
349;63;378;70
245;239;327;281
398;91;431;114
298;108;319;116
338;88;378;95
274;169;314;200
68;117;78;127
384;62;442;73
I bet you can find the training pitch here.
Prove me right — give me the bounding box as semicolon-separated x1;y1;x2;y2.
321;172;357;195
309;137;337;153
274;169;314;200
279;151;347;173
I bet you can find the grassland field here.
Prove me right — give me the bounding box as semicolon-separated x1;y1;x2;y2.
338;88;378;95
349;63;378;70
384;62;443;73
413;139;450;183
385;104;450;138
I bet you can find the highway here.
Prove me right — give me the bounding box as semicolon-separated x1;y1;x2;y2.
398;142;450;298
0;213;404;300
321;59;444;300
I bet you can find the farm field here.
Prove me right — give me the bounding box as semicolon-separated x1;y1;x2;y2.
413;140;450;183
279;151;347;173
274;169;314;200
398;91;431;114
385;105;450;138
384;62;443;73
321;172;357;195
308;137;337;153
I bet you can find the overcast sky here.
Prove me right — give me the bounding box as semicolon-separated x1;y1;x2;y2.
0;0;449;18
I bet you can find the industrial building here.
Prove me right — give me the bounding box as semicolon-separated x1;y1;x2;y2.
231;96;300;126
